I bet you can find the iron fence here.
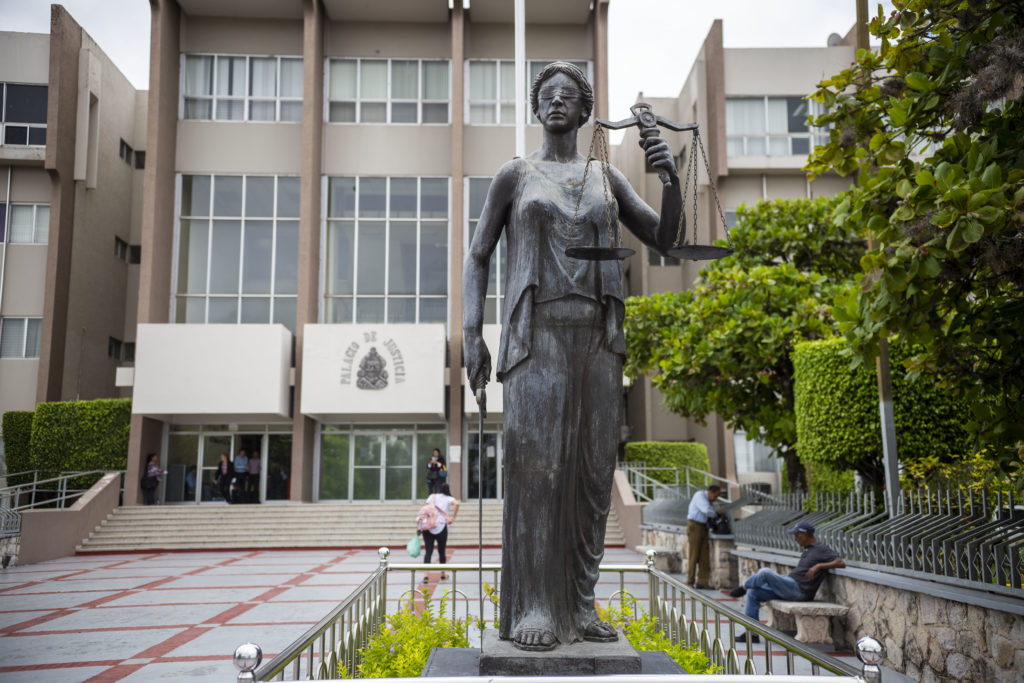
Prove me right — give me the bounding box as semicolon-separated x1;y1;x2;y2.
236;548;878;681
0;470;126;541
734;488;1024;596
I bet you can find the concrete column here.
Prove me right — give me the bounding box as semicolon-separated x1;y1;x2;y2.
37;6;82;403
447;3;466;496
290;0;325;503
126;0;180;503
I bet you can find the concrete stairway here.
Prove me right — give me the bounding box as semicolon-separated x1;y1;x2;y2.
76;502;625;553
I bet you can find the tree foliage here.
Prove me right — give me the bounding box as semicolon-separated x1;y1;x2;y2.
625;197;860;491
806;0;1024;472
792;337;971;487
29;399;131;473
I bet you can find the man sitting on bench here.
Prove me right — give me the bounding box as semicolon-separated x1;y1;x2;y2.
729;521;845;642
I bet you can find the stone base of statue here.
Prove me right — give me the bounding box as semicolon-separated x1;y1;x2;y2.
421;632;687;676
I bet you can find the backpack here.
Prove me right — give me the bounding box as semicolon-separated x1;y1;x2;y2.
416;495;450;531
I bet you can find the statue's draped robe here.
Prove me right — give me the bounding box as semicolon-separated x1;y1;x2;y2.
496;157;624;644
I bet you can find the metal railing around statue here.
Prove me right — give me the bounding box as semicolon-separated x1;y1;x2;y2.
734;488;1024;595
233;548;882;682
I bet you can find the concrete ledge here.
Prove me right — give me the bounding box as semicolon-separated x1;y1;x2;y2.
478;630;641;675
18;473;121;566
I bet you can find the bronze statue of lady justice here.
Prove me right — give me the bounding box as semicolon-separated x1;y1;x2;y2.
463;62;684;652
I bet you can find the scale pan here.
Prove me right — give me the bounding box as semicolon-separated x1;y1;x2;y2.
666;245;734;261
565;246;636;261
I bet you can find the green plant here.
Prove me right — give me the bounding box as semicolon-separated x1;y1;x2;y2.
902;449;1022;495
623;441;709;485
597;595;719;674
807;0;1024;472
29;399;131;474
806;461;856;497
2;410;35;477
793;338;971;487
344;589;472;678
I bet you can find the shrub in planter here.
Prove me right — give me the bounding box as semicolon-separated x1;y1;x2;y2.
29;398;131;474
597;595;719;674
623;441;710;485
342;589;472;678
2;410;34;478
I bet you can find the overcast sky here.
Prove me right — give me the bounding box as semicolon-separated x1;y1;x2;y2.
1;0;893;125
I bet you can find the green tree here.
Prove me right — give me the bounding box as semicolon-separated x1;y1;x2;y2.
806;0;1024;473
624;197;859;492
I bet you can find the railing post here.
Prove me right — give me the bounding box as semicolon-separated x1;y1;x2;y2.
233;643;262;682
645;549;660;631
856;636;885;683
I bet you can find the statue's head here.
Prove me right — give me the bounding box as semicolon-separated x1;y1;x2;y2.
530;61;594;127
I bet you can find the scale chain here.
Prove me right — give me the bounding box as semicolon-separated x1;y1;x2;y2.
694;130;730;239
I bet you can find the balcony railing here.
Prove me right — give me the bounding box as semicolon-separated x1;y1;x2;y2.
232;548;884;682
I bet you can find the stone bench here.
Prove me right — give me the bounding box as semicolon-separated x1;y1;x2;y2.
634;545;682;573
762;600;849;644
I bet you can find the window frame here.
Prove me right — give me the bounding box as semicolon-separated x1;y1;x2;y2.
0;317;42;359
324;58;451;125
464;59;592;126
180;54;304;123
172;173;301;330
5;203;49;244
322;176;451;325
725;95;828;157
1;82;48;147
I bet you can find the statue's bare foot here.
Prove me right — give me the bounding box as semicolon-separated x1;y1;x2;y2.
513;627;557;652
583;619;618;643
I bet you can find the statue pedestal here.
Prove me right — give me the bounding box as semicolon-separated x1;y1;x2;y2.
478;630;641;675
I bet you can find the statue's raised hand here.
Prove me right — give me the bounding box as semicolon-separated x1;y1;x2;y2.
638;128;678;183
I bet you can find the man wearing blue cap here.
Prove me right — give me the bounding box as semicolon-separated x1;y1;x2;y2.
728;521;845;642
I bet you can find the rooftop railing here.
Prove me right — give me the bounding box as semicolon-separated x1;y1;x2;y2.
734;488;1024;596
233;548;884;682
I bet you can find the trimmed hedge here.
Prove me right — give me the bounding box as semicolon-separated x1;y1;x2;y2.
29;399;131;473
793;338;970;481
624;441;710;485
2;410;35;476
807;461;855;496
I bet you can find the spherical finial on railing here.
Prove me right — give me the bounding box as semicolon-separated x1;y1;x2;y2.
856;636;885;683
233;643;262;682
644;548;656;569
378;547;390;566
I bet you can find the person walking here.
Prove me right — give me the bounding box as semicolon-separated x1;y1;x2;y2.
729;521;846;642
686;484;723;588
421;483;459;582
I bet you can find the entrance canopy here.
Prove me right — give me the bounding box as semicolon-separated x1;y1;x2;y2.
301;324;446;421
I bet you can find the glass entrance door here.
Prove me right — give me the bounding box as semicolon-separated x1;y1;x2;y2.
164;426;286;503
467;430;502;499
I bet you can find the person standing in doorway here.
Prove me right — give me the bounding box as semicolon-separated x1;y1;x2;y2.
140;453;165;505
247;450;261;503
686;484;723;588
232;449;249;504
426;449;444;494
422;483;459;582
214;452;232;503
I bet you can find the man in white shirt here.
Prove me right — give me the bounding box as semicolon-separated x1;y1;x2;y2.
686;484;722;588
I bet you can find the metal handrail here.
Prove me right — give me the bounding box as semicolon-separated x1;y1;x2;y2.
0;470;118;512
621;463;781;511
735;488;1024;597
622;463;680;502
236;549;878;682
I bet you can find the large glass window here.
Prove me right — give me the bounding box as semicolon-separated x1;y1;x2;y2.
467;60;590;125
0;317;41;358
176;174;299;331
466;177;504;324
318;425;446;501
1;83;48;146
725;96;827;156
4;204;49;244
183;55;303;122
325;176;448;324
328;58;449;124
